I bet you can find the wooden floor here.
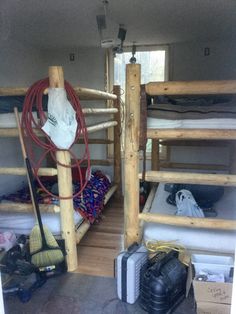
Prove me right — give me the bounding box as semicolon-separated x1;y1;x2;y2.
75;197;124;277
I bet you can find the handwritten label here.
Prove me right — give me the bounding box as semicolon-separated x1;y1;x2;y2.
207;287;230;301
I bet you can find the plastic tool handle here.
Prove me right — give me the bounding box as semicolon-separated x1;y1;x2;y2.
14;107;37;216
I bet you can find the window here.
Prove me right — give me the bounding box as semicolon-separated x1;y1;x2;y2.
113;46;169;154
114;49;167;89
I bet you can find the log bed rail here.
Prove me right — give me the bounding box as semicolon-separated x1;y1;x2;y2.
0;86;117;101
0;66;122;271
124;63;236;248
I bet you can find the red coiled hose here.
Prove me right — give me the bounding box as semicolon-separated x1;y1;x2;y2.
21;78;90;199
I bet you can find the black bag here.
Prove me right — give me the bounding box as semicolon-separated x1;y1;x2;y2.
164;183;224;209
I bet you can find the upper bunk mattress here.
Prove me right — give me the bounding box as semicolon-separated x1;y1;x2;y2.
143;183;236;253
147;98;236;129
147;117;236;129
0;112;38;128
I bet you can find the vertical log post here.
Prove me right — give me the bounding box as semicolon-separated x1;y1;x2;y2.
151;139;160;170
48;66;78;271
124;64;141;248
113;85;122;197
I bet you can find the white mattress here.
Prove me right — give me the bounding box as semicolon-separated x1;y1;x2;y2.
0;112;110;129
143;183;236;253
0;211;83;235
3;112;236;130
0;112;39;128
147;117;236;129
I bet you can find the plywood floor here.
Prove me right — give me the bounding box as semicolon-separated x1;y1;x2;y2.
75;197;124;277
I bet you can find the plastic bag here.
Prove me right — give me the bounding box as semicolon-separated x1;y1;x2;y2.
42;88;77;149
175;189;205;218
0;231;17;251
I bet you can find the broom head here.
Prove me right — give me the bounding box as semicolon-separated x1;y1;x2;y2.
30;225;64;267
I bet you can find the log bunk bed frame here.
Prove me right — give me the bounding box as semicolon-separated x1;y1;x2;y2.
124;63;236;249
0;66;121;271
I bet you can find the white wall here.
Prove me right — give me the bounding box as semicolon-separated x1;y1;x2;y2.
0;39;45;86
0;39;45;194
41;47;105;88
170;40;236;81
167;39;236;167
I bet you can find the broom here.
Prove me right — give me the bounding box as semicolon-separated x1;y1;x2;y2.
14;107;64;268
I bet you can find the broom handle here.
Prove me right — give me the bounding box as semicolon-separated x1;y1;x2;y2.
14;107;47;247
25;158;48;247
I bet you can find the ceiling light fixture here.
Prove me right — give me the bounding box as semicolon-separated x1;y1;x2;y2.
113;25;127;55
96;1;127;52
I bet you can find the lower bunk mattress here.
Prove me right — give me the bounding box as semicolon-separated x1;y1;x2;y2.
0;211;82;236
143;183;236;253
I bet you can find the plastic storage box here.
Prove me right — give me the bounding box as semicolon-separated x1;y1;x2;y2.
191;254;234;278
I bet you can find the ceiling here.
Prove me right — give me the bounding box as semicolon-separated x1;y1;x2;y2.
1;0;236;49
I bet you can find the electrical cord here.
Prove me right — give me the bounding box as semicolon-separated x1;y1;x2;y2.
21;78;90;200
145;240;189;266
145;240;186;254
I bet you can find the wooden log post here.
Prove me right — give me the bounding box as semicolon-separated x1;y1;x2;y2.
145;80;236;96
113;85;122;197
0;86;117;100
76;221;90;244
138;185;157;242
151;140;159;171
87;120;117;134
147;129;236;140
139;170;236;186
124;64;141;248
139;212;236;231
48;66;78;271
0;167;57;176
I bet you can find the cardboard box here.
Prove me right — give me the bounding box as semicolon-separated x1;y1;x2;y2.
188;252;233;314
191;253;234;279
193;280;232;304
197;301;231;314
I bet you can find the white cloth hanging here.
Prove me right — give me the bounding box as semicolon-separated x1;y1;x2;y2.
42;88;77;149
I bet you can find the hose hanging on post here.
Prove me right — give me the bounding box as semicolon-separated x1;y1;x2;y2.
21;78;90;200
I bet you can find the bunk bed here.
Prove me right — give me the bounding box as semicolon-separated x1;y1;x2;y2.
124;63;236;253
0;66;122;271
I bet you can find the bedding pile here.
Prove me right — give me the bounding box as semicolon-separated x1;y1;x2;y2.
0;96;47;114
0;170;111;223
148;102;236;120
147;95;236;120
